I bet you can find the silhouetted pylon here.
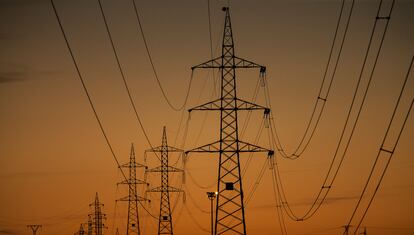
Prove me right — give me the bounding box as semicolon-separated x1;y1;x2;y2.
74;224;85;235
87;216;93;235
185;7;273;235
27;225;42;235
117;143;149;235
146;127;184;235
89;193;107;235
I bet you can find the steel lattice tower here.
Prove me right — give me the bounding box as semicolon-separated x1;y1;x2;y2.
146;127;184;235
185;7;273;235
118;144;149;235
75;224;85;235
27;225;42;235
87;216;93;235
89;193;107;235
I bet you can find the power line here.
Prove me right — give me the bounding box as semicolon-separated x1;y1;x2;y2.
345;55;414;235
130;0;194;111
271;0;353;159
49;0;157;220
266;0;395;221
95;0;161;162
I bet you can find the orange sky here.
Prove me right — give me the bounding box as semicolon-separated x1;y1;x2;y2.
1;0;413;235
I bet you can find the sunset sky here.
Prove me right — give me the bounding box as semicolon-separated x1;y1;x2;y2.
1;0;413;235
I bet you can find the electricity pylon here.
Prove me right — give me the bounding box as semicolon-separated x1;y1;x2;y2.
74;224;85;235
27;225;42;235
88;215;93;235
89;192;107;235
117;143;149;235
146;127;184;235
87;216;93;235
185;7;273;235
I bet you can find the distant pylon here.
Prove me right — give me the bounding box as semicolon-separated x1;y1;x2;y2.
74;224;85;235
117;143;149;235
146;127;184;235
185;7;273;235
89;192;107;235
87;216;93;235
27;225;42;235
88;215;93;235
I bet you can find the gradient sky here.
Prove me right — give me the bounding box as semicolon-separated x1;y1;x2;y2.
1;0;413;235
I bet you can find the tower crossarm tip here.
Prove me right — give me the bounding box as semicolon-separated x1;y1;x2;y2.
184;140;221;155
191;56;222;70
235;98;269;111
234;56;265;70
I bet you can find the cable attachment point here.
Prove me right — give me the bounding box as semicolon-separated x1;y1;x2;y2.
380;147;393;154
317;96;327;102
264;108;271;128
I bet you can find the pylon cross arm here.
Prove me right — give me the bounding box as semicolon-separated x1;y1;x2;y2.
185;140;274;156
191;56;265;71
238;141;273;155
235;98;269;111
191;56;222;69
146;165;183;173
120;162;147;168
117;178;148;185
145;145;183;153
147;186;183;193
188;98;221;112
188;98;269;113
234;56;264;70
185;140;221;154
117;195;149;202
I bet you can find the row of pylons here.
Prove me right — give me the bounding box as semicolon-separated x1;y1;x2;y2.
73;6;272;235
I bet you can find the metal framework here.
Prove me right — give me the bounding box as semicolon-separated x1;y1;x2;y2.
89;193;107;235
74;224;85;235
118;144;149;235
87;216;93;235
146;127;184;235
27;225;42;235
185;7;273;235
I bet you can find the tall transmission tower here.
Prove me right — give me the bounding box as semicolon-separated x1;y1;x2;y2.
89;192;107;235
185;7;273;235
146;127;184;235
117;143;149;235
27;225;42;235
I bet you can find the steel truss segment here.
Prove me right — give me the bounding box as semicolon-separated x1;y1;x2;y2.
188;98;269;112
117;195;149;202
185;140;273;155
146;146;183;153
120;162;147;168
191;56;265;71
146;165;183;173
147;186;183;193
118;178;148;185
